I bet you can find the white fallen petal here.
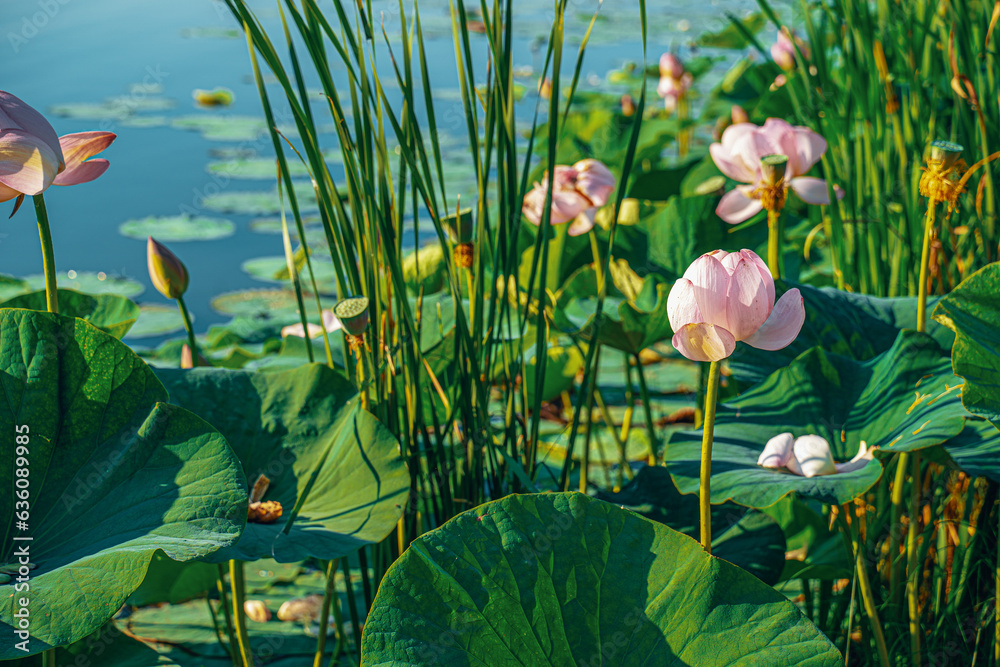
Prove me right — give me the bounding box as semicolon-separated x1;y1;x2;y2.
758;432;794;468
788;435;836;478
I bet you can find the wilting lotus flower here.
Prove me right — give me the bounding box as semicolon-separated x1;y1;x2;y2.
147;236;189;299
667;248;805;362
657;53;693;113
281;309;342;339
0;91;116;202
758;433;875;477
771;28;810;71
522;159;615;236
710;118;841;224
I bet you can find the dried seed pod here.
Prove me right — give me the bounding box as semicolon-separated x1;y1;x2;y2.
243;599;271;623
250;474;271;503
248;500;283;524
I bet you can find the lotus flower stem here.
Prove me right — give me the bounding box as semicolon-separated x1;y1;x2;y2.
905;453;922;666
888;454;909;614
838;508;891;666
228;560;254;667
176;294;200;368
699;359;721;553
314;558;341;667
206;596;236;664
32;194;58;314
766;208;783;280
340;558;363;661
916;199;937;332
216;565;240;667
41;649;55;667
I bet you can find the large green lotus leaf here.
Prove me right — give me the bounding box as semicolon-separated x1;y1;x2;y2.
156;364;409;563
360;492;840;666
596;467;787;585
939;418;1000;484
933;262;1000;428
731;281;953;385
0;289;139;338
126;552;220;606
0;310;247;658
664;331;968;508
524;345;583;405
554;261;672;354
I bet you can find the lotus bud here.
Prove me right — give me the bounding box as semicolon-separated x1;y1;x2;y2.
731;105;749;125
147;236;189;300
621;94;636;118
538;77;552;100
277;594;324;622
659;52;685;80
244;600;271;623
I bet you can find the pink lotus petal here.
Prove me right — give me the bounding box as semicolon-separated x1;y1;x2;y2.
758;432;794;468
0;129;63;195
793;127;827;175
666;278;703;332
682;253;731;330
740;249;775;306
725;257;771;341
709;142;756;183
52;132;116;186
567;209;596;236
789;176;834;205
573;159;615;207
716;186;763;224
743;287;805;351
671;322;736;362
834;440;876;473
659;52;685;79
788;435;836;477
0;91;64;168
0;180;22;203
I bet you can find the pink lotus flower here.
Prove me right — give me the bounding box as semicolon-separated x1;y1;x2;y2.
656;53;693;113
281;309;343;339
522;159;615;236
667;249;805;362
758;433;875;477
710;118;841;224
771;28;809;71
0;91;116;202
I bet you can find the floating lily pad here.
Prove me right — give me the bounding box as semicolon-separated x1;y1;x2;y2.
525;345;584;405
241;256;338;290
172;115;268;141
180;26;242;39
124;303;186;339
248;215;323;234
664;331;969;508
0;274;29;301
24;271;144;298
361;493;840;666
49;97;175;122
0;310;247;658
934;262;1000;429
201;184;319;215
157;364;409;562
0;289;139;338
211;288;333;318
119;214;236;242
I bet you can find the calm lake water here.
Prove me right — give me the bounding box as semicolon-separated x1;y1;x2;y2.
1;0;762;341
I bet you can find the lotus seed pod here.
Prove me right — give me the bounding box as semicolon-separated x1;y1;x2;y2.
928;140;964;171
443;207;474;244
334;297;370;336
244;600;271;623
759;154;789;186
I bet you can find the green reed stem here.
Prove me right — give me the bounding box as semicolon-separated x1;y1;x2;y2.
916;199;937;332
314;558;339;667
766;207;782;280
228;560;253;667
33;193;58;314
839;508;891;667
41;648;55;667
634;354;658;464
340;558;362;662
889;452;909;615
217;564;240;667
906;453;922;666
176;294;200;367
700;359;721;553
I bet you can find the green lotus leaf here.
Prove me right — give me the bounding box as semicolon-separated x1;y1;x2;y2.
119;214;235;242
938;417;1000;484
241;256;338;290
0;310;247;658
554;260;672;354
124;303;187;339
402;243;448;295
210;288;335;318
696;12;767;48
933;262;1000;429
126;553;220;606
25;271;144;298
361;493;840;666
664;331;968;508
731;281;953;385
524;344;584;405
0;289;139;338
596;466;787;585
156;364;409;562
